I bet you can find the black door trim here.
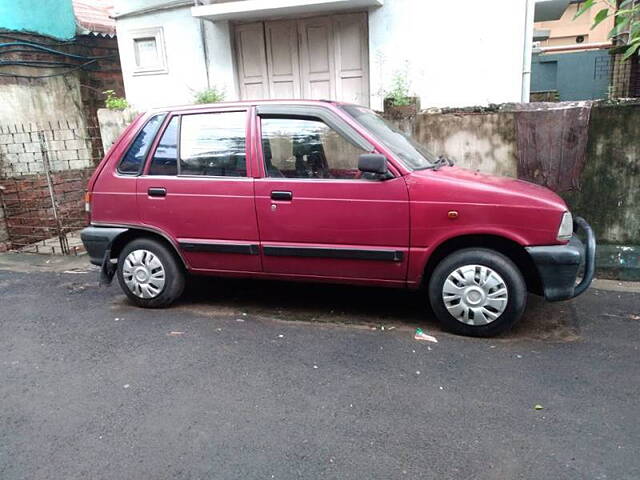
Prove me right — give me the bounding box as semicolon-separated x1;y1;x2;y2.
180;242;259;255
263;245;403;262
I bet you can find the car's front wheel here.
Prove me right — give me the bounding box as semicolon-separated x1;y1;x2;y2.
428;248;527;337
117;237;185;308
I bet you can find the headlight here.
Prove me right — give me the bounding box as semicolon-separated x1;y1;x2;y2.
557;212;573;241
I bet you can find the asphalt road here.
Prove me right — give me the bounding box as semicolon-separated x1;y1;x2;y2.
0;256;638;479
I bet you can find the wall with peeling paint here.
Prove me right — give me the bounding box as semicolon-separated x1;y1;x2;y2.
400;112;518;179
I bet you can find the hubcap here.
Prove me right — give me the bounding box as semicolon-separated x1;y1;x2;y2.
442;264;508;325
122;249;166;299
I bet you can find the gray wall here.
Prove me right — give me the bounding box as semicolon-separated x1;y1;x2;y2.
393;102;640;246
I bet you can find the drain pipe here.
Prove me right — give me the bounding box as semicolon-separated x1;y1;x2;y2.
521;0;536;102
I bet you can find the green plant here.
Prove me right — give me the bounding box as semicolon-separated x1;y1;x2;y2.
384;72;413;107
103;90;129;111
194;86;225;104
575;0;640;60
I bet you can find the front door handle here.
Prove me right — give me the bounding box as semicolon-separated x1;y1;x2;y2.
271;191;292;201
148;187;167;197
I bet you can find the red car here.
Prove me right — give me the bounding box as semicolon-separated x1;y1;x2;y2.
81;100;595;337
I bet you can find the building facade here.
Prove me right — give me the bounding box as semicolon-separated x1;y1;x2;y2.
115;0;561;110
531;0;618;101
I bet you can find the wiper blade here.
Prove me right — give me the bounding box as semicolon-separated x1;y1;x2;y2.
430;155;455;171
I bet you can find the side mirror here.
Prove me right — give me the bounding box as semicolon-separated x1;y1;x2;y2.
358;154;388;176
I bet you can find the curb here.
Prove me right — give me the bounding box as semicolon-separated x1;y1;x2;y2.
594;244;640;282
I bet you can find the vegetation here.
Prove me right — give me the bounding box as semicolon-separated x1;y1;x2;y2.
194;86;225;104
103;90;129;111
384;71;413;107
575;0;640;60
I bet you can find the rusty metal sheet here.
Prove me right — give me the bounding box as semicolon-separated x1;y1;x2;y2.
515;103;592;192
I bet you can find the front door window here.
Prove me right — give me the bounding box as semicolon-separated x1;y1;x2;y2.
261;117;368;179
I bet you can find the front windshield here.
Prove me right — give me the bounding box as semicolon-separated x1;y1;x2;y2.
341;105;436;170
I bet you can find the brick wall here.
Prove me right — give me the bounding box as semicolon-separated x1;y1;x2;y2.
0;168;92;249
0;117;99;250
0;119;94;176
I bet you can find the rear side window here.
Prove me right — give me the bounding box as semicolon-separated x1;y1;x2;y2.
148;116;178;176
118;114;166;174
179;111;247;177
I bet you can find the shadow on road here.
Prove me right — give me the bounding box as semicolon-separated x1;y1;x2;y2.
161;274;581;342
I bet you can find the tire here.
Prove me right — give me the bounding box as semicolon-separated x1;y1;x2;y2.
116;237;185;308
428;248;527;337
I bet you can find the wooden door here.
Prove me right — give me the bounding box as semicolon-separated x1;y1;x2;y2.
265;20;301;99
234;14;370;106
333;13;369;106
298;16;336;100
234;23;269;99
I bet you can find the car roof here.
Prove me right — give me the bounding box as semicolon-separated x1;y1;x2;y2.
148;98;360;114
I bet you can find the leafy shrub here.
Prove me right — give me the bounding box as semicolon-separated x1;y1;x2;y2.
194;87;225;104
103;90;129;111
384;72;412;107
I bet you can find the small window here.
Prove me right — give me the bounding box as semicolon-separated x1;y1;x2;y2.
118;114;166;175
129;27;167;75
261;117;368;179
180;112;247;177
148;117;178;175
134;37;159;69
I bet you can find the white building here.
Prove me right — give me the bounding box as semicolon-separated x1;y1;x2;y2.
114;0;568;110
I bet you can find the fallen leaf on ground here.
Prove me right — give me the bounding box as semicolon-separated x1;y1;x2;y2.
534;404;544;410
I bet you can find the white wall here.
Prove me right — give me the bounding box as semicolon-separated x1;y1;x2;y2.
202;19;239;101
116;0;529;110
115;5;212;110
368;0;528;110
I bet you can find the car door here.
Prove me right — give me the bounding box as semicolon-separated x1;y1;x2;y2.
137;108;262;273
253;105;410;284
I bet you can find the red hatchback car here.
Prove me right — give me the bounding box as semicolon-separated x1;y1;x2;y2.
81;100;595;337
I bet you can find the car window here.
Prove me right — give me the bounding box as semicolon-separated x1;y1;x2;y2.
148;116;178;176
261;117;368;179
118;114;166;174
341;105;437;170
180;111;247;177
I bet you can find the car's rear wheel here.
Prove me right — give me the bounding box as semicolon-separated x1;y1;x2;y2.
117;237;185;308
428;248;527;337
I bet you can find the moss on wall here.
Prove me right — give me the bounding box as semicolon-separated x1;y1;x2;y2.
562;104;640;245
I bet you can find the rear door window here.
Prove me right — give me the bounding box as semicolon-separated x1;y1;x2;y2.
148;116;178;176
118;114;166;174
179;111;247;177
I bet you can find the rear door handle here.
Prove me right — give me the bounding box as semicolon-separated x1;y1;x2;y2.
271;191;292;201
148;187;167;197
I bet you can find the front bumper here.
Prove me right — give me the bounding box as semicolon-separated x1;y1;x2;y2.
526;217;596;301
